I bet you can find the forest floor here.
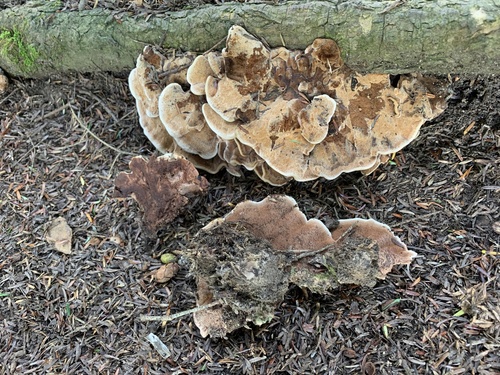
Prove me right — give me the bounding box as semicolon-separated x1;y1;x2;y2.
1;1;499;375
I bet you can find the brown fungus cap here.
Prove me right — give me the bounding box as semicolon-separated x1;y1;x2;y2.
128;46;195;154
113;155;208;234
225;195;334;250
187;54;216;96
222;25;272;93
224;195;415;281
128;46;163;118
158;83;218;159
252;162;292;186
202;26;271;123
192;26;445;182
129;47;230;175
331;218;416;277
129;48;172;153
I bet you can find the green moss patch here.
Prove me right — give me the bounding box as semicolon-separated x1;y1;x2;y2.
0;28;39;71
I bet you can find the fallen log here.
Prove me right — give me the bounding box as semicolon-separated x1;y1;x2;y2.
0;0;499;78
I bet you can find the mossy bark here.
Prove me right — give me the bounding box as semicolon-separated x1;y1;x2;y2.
0;0;499;78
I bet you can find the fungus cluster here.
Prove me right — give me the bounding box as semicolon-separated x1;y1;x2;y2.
129;26;447;185
188;195;416;337
122;26;439;337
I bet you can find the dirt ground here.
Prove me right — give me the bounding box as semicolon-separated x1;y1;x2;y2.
1;2;500;375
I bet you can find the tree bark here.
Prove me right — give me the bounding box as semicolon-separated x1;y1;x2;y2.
1;0;499;78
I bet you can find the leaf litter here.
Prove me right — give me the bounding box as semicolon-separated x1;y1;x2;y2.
0;48;499;375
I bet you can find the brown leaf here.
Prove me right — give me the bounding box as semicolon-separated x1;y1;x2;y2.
154;263;179;283
45;217;72;254
362;361;376;375
343;348;357;358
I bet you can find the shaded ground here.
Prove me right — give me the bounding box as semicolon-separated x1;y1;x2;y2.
0;6;499;374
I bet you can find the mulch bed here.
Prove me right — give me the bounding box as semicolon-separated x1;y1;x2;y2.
0;4;499;374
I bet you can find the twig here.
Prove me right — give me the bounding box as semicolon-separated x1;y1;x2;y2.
41;102;72;119
205;36;227;54
393;212;439;226
70;107;135;156
0;87;19;106
157;63;192;79
139;300;222;322
78;89;120;124
0;117;12;141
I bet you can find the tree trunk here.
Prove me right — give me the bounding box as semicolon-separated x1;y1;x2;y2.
1;0;499;78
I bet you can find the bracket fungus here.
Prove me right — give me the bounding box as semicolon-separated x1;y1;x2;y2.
129;26;447;185
186;195;416;337
114;154;208;233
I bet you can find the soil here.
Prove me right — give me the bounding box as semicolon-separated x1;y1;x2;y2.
1;2;499;374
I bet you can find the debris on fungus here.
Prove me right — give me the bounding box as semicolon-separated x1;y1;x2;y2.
190;222;290;338
186;195;416;337
113;154;209;233
129;26;448;185
331;219;415;277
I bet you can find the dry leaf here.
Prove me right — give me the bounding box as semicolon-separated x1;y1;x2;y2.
154;263;179;283
45;217;72;254
107;235;125;247
0;70;8;94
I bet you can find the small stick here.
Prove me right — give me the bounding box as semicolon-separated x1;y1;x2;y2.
139;300;222;323
205;36;227;54
41;102;72;120
379;0;405;14
157;63;192;79
70;107;135;156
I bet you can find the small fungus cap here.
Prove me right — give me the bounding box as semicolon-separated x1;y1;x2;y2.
158;83;218;159
187;55;215;96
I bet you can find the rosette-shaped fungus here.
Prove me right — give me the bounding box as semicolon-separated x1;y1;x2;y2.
188;195;416;337
130;26;447;185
